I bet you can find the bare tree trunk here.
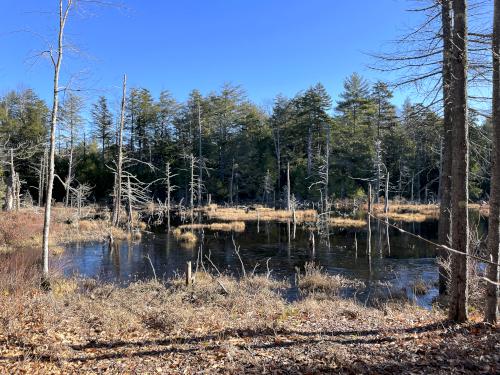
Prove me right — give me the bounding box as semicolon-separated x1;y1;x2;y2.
166;162;172;230
485;0;500;324
438;0;454;295
4;149;15;211
38;149;46;207
449;0;469;323
126;175;133;230
307;125;312;177
229;158;234;205
384;172;389;214
14;173;20;210
375;141;381;204
286;161;291;211
42;0;72;279
324;122;330;213
112;74;127;227
65;123;74;207
367;184;372;264
197;99;203;207
190;154;194;223
273;122;281;199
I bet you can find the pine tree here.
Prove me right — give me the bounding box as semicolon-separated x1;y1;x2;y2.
91;96;113;164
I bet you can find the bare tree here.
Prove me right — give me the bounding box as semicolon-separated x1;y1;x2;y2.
37;147;48;207
164;162;176;230
197;98;203;207
1;142;41;211
438;0;454;295
42;0;73;280
60;93;84;207
112;74;127;227
286;161;291;211
485;0;500;324
449;0;470;323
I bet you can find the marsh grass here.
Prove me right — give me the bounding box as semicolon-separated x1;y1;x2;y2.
298;262;364;297
329;217;366;228
204;206;317;223
0;208;129;255
172;228;198;247
371;203;439;222
412;279;430;296
178;221;246;232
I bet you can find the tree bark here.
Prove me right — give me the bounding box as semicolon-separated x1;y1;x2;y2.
384;172;389;214
286;161;291;211
438;0;454;295
449;0;469;323
324;122;330;213
485;0;500;324
197;99;203;207
4;149;15;211
307;124;312;177
42;0;72;279
166;162;171;230
112;74;127;227
65;119;74;207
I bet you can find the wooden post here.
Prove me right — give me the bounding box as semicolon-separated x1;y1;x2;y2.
309;231;315;252
354;232;358;259
185;261;192;286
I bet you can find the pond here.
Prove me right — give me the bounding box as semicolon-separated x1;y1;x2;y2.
60;218;453;308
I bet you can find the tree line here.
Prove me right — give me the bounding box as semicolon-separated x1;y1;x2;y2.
0;75;492;207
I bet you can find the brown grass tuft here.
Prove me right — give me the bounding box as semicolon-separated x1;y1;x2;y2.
172;228;198;247
329;217;366;228
179;221;246;232
298;262;363;297
204;206;317;223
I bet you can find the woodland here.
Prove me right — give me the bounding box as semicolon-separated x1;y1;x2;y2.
0;0;499;373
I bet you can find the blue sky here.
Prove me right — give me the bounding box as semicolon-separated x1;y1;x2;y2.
1;0;419;111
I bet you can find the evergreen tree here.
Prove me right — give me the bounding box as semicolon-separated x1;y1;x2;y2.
91;96;113;164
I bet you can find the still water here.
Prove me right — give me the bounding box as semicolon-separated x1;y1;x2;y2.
61;219;445;307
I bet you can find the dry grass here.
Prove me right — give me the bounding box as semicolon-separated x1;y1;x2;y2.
204;206;317;223
329;217;366;228
370;203;439;222
172;228;198;247
1;272;497;373
0;208;130;255
469;203;490;217
377;212;430;222
179;221;246;232
412;279;430;296
298;262;364;297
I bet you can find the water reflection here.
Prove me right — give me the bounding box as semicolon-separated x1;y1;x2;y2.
61;220;448;307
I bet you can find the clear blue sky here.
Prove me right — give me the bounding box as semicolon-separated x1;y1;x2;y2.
0;0;417;110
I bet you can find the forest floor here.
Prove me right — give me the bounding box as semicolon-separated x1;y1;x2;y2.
0;204;497;374
0;270;498;374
